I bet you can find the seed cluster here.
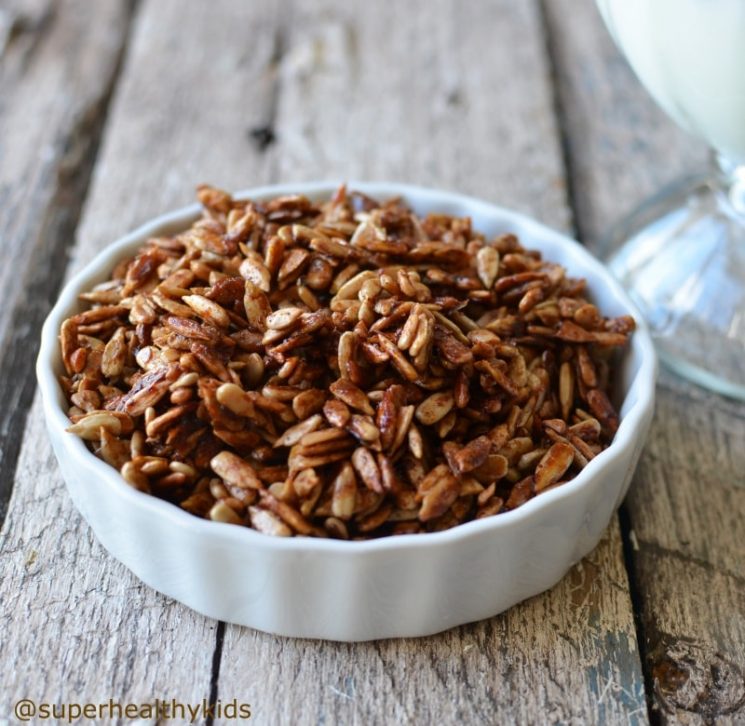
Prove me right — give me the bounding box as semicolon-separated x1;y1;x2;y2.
59;185;634;539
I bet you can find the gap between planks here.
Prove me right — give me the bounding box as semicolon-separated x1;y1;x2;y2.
543;0;744;722
0;0;140;526
537;1;655;723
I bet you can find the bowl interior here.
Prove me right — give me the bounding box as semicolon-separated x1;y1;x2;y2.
38;181;656;551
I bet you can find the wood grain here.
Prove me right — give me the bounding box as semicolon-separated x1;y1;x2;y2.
544;1;745;722
267;0;569;228
218;525;646;725
0;0;284;716
0;394;220;712
0;0;134;521
216;1;646;723
629;379;745;724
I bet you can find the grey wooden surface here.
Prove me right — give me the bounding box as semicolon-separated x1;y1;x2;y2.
0;1;742;724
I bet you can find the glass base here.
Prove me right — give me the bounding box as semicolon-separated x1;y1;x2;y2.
605;170;745;400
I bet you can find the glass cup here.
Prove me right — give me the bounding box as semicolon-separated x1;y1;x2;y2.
596;0;745;399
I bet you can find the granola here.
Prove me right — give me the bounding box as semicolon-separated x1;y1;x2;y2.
58;185;634;539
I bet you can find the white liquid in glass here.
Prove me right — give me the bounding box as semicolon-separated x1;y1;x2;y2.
597;0;745;163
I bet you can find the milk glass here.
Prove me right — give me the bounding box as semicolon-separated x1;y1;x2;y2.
596;0;745;398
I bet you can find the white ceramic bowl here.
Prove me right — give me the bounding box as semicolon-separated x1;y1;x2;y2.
37;182;657;641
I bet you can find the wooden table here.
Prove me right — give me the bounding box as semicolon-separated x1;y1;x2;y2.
2;1;743;723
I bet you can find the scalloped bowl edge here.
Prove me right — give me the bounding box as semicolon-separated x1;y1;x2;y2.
36;182;657;641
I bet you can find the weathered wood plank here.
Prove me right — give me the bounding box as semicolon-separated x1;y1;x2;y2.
544;0;745;722
71;1;283;268
269;0;570;229
629;380;745;723
216;1;647;723
0;0;284;716
219;524;645;725
0;394;221;713
0;0;134;521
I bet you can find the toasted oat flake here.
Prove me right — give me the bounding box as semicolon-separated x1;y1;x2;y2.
60;185;633;538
